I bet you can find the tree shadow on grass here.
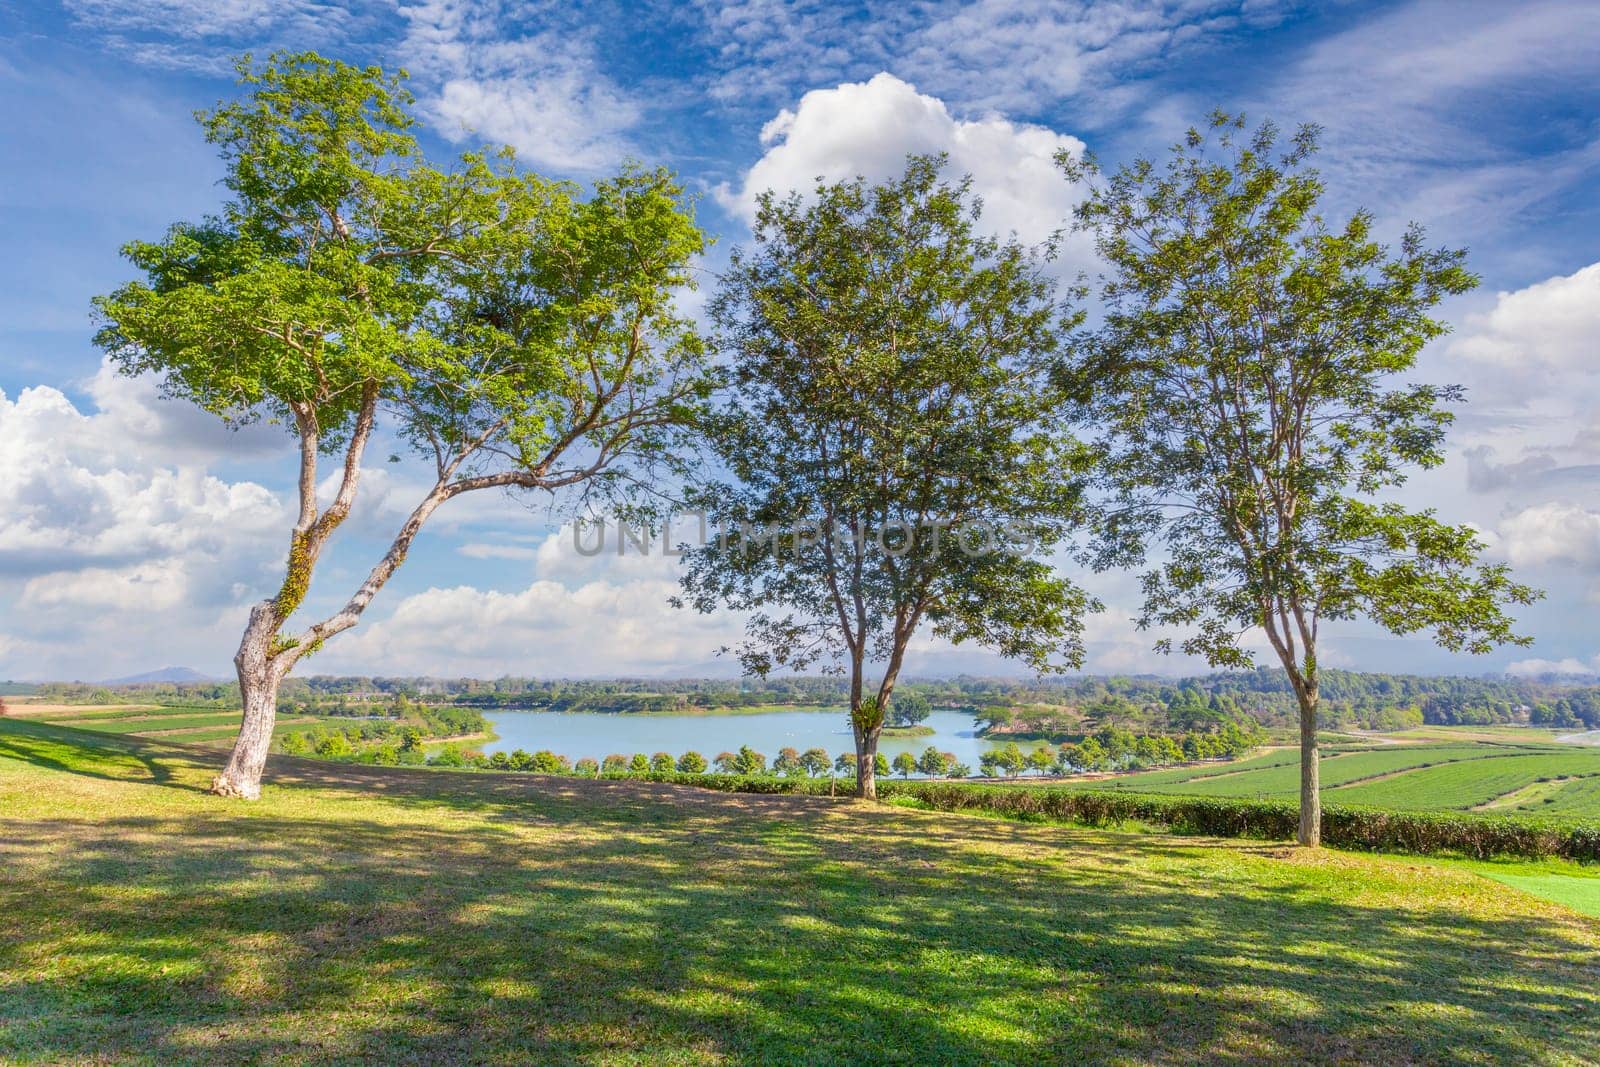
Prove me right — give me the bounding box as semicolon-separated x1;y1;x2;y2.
3;731;1599;1065
3;723;1600;1062
0;718;182;789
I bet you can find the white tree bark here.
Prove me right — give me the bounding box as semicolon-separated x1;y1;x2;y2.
211;604;285;799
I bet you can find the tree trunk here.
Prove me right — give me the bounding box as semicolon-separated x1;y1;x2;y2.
1297;684;1321;847
854;722;881;800
211;604;281;800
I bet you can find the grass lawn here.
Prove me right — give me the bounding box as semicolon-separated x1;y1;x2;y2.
2;719;1598;1065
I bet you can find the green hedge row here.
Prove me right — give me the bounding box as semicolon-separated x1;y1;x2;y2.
597;771;1600;862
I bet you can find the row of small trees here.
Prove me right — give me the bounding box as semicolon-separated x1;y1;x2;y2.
978;722;1264;778
328;728;1265;780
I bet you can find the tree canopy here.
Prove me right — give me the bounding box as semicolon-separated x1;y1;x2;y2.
92;52;711;798
1061;112;1539;843
678;156;1095;797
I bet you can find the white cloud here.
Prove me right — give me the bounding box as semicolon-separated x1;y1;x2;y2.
458;542;542;561
0;379;282;576
1451;262;1600;385
718;73;1091;260
695;0;1290;119
1507;654;1600;678
0;368;289;679
323;577;743;677
63;0;385;72
1495;502;1600;571
20;560;191;612
398;0;639;172
1259;1;1600;235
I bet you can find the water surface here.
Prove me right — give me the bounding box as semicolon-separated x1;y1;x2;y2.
483;707;1007;769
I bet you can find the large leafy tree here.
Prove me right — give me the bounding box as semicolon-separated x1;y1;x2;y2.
678;157;1095;799
93;54;708;798
1061;114;1539;845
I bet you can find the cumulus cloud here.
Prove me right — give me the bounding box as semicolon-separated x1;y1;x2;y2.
1451;262;1600;387
1495;502;1600;572
324;577;744;677
0;369;289;678
0;380;282;576
718;73;1091;262
1507;654;1600;678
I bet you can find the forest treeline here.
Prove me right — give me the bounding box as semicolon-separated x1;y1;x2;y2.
23;668;1600;733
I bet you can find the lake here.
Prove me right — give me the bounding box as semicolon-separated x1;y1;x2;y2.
482;708;1009;769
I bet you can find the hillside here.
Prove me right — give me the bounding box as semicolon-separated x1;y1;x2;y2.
2;719;1598;1064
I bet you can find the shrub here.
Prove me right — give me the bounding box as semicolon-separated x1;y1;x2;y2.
429;744;465;768
601;774;1599;863
602;754;630;773
677;751;708;774
574;757;599;776
314;732;351;758
799;748;831;777
865;783;1600;862
629;753;651;774
651;751;676;774
532;750;571;774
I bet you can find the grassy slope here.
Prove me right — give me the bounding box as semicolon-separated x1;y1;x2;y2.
2;720;1598;1066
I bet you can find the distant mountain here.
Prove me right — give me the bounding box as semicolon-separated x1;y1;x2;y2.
103;667;218;685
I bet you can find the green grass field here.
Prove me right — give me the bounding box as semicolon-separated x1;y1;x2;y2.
1094;735;1600;821
2;718;1599;1065
14;705;328;746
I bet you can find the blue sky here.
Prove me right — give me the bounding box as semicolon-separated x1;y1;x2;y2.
1;0;1598;681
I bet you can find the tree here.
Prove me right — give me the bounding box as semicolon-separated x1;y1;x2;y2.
574;757;600;777
678;157;1095;799
917;746;949;776
92;54;708;799
603;754;630;773
889;692;932;728
1026;746;1055;776
676;751;708;774
732;745;768;776
533;751;570;774
629;753;651;774
799;748;832;777
997;743;1027;778
892;751;918;778
773;746;802;776
650;751;676;774
714;751;740;774
1062;113;1539;845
